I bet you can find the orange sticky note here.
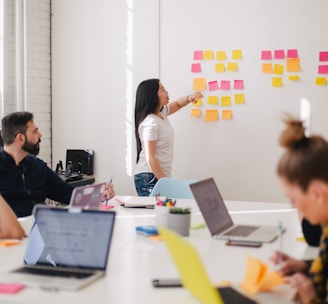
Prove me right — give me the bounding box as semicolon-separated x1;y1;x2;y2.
190;109;201;118
0;240;21;247
241;256;284;295
286;58;301;72
193;78;206;90
222;110;232;120
204;110;218;122
262;63;272;73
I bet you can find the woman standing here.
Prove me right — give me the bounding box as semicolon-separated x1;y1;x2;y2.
134;79;202;196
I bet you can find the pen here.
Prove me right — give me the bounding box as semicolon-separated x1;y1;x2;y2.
278;220;283;269
105;176;113;206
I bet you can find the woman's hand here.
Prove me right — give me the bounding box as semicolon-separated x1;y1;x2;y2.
270;250;308;275
189;91;203;103
285;273;316;304
102;182;115;202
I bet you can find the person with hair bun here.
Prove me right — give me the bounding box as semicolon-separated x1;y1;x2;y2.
271;115;328;303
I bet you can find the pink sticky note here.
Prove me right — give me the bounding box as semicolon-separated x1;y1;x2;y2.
0;283;25;294
208;80;219;91
319;51;328;62
261;50;272;60
274;50;285;59
191;63;201;73
193;50;203;60
234;80;244;90
220;80;230;90
287;49;298;58
318;65;328;74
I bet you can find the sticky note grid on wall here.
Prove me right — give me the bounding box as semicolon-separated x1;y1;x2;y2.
190;49;245;122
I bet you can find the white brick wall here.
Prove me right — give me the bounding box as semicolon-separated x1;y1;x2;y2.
2;0;52;165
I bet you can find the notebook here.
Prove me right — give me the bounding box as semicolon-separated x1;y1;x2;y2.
189;178;283;243
3;205;116;291
69;182;105;209
159;227;257;304
120;196;156;209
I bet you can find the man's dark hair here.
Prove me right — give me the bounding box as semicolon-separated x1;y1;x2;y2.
1;112;34;145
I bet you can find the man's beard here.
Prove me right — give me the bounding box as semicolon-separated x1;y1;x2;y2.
22;139;40;156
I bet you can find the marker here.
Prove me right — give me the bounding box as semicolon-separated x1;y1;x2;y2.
105;176;113;206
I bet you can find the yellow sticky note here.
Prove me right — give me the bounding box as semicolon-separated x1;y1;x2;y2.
272;77;283;87
262;63;272;73
232;49;242;60
241;256;284;295
227;62;238;71
204;110;218;122
286;58;301;72
207;96;218;105
193;98;202;106
203;50;214;60
273;64;284;75
315;77;327;85
215;63;225;73
234;94;245;104
288;75;299;81
216;51;226;61
190;109;201;118
221;96;231;107
192;78;206;90
222;110;232;120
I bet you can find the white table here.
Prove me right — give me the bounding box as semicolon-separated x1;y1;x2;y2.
0;197;318;303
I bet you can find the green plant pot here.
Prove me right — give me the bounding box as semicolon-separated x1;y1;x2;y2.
167;213;191;236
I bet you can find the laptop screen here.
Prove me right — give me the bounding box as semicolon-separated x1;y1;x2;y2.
24;206;115;270
190;178;233;236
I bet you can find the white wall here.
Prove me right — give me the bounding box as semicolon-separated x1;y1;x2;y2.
51;0;159;195
52;0;328;202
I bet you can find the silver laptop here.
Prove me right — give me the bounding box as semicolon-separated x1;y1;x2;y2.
189;178;282;243
4;205;116;291
69;182;105;209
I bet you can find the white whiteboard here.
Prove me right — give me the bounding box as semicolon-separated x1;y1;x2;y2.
159;0;328;202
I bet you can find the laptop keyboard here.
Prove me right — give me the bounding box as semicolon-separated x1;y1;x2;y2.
223;225;259;237
218;286;257;304
13;267;93;279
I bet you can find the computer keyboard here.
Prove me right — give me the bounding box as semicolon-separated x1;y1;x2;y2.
223;225;259;237
218;286;257;304
13;267;93;279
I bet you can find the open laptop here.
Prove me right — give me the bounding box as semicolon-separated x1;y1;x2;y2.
3;205;116;291
190;178;283;243
159;227;257;304
69;182;105;209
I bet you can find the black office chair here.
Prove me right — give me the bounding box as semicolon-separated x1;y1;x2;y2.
0;129;3;148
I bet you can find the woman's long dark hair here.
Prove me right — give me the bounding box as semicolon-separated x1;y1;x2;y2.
134;79;160;163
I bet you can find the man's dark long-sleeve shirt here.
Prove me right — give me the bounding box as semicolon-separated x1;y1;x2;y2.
0;150;73;217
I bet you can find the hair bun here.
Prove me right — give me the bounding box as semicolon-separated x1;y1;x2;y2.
279;115;306;148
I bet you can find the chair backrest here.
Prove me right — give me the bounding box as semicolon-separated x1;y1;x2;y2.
149;177;198;199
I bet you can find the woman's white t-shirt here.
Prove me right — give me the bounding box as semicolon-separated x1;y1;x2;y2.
135;105;174;177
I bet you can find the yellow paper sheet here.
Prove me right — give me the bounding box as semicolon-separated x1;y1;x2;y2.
215;63;225;73
288;75;299;81
232;49;242;60
203;50;214;60
273;64;284;75
193;78;206;90
216;51;226;61
193;98;202;106
315;77;327;85
221;96;231;107
234;94;245;104
190;109;201;118
272;77;283;87
204;110;218;122
207;96;218;105
227;62;238;71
